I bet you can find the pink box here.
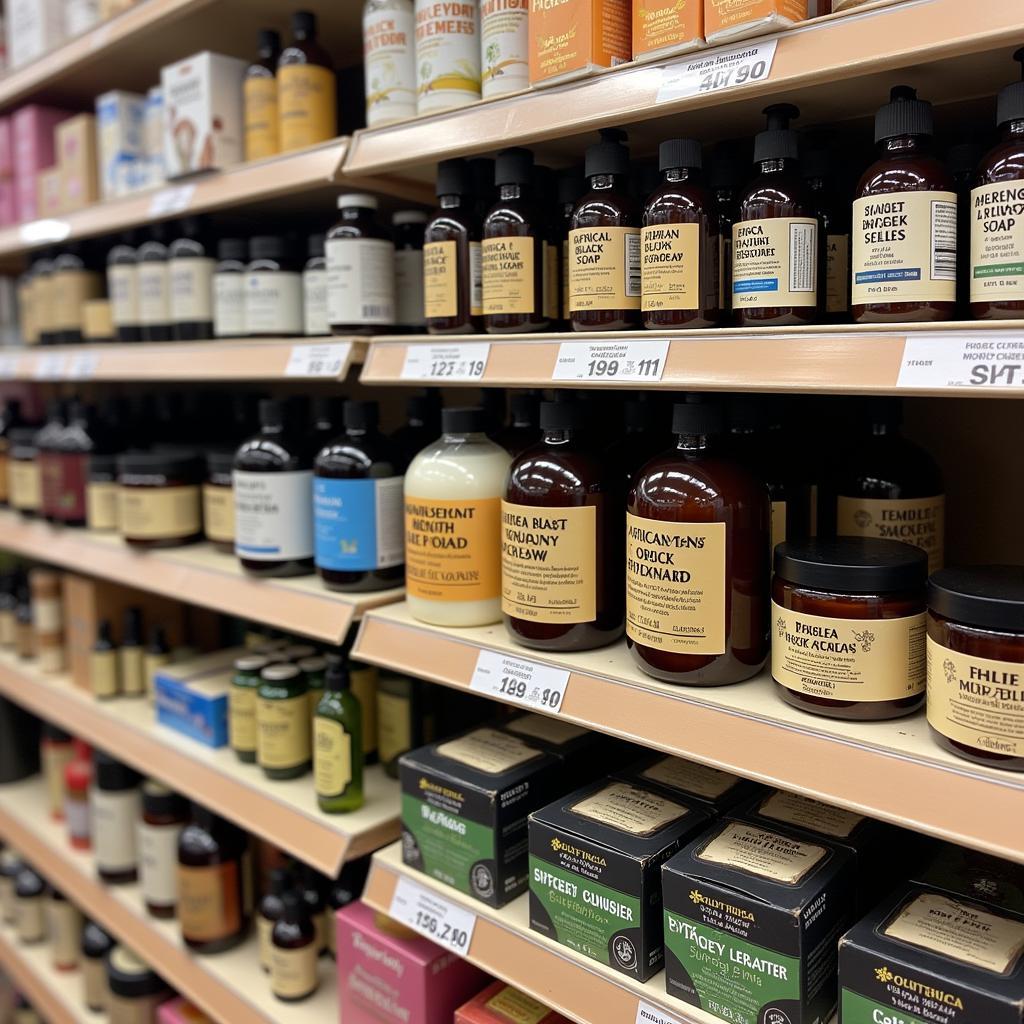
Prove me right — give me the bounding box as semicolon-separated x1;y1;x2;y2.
12;104;70;222
337;901;487;1024
0;118;14;226
157;997;213;1024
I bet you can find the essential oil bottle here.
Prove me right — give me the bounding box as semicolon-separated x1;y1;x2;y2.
314;654;364;814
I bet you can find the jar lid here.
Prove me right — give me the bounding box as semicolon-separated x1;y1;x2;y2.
142;779;188;819
298;655;327;672
282;643;316;661
774;537;928;593
65;759;92;790
88;452;117;479
82;921;114;958
14;867;45;898
261;663;300;682
337;193;377;210
234;655;268;672
928;565;1024;633
206;448;236;477
117;450;203;478
92;751;141;791
107;946;167;998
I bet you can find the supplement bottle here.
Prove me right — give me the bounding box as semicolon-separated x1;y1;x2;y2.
203;449;236;553
106;947;170;1024
49;890;80;970
393;210;427;331
230;654;267;764
41;724;74;819
414;0;481;115
642;138;720;329
245;236;304;337
363;0;417;127
971;49;1024;319
314;399;405;592
570;131;642;331
52;245;103;344
90;620;119;700
302;234;328;336
424;158;482;334
503;399;624;652
298;865;328;953
119;607;145;698
326;194;396;334
117;450;204;549
138;782;188;919
82;922;114;1012
168;217;215;340
14;867;45;943
258;867;290;972
271;889;319;1002
90;752;141;884
802;137;850;321
733;105;819;326
257;663;311;780
627;396;770;685
404;406;510;626
137;226;171;342
244;28;281;162
54;400;100;527
852;87;957;322
107;233;140;342
64;759;91;849
314;653;364;813
277;11;336;152
213;238;247;339
481;0;528;98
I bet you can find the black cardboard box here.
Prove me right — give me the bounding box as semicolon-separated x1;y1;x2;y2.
614;752;763;814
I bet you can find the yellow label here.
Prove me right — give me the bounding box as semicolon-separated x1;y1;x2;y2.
504;714;587;746
926;637;1024;758
230;686;257;754
244;75;279;161
87;480;119;530
424;240;458;318
836;494;945;573
626;515;726;654
202;484;235;543
698;822;827;884
258;915;274;971
120;485;200;540
770;500;787;551
852;191;957;306
278;64;337;151
405;496;502;603
437;727;542;774
772;602;926;703
90;650;119;698
634;0;703;55
120;647;144;697
732;217;818;308
257;694;311;770
378;690;412;764
351;665;378;756
53;270;102;331
470;241;483;315
884;891;1024;975
179;862;240;942
271;944;319;999
314;718;353;796
543;241;559;320
485;986;550;1024
9;460;41;511
639;756;740;800
826;233;850;313
501;501;597;624
482;236;535;315
756;790;865;839
970;182;1024;304
569;226;641;311
570;781;688;836
641;222;700;311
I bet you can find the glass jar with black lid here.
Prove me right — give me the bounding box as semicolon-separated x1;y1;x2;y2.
117;450;204;548
203;449;236;554
106;946;171;1023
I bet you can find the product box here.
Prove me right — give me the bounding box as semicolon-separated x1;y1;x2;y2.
56;113;99;211
633;0;704;62
456;981;571;1024
64;0;102;38
143;86;166;189
6;0;64;69
529;779;714;981
913;844;1024;915
704;0;807;44
499;712;607;786
100;0;137;17
336;900;487;1024
95;90;145;199
839;884;1024;1024
13;105;69;221
161;51;246;179
154;648;245;748
157;997;214;1024
614;752;762;814
663;819;856;1024
37;166;62;216
529;0;632;87
399;726;565;907
0;118;15;226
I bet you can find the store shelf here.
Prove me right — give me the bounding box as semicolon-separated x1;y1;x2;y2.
354;603;1024;863
0;777;338;1024
0;651;399;875
0;512;403;644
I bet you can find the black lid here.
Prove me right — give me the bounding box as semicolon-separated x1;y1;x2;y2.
123;606;142;645
249;235;288;261
495;147;534;186
325;651;350;690
754;104;800;163
659;139;703;172
623;397;655;430
88;452;117;479
344;399;379;432
117;449;203;478
585;131;630;178
928;565;1024;632
259;398;290;429
258;27;280;51
672;394;724;435
997;48;1024;127
539;400;586;431
558;167;584;205
142;780;188;819
509;390;538;423
436;158;469;197
292;9;316;36
442;406;487;434
93;751;140;791
206;447;236;476
775;537;928;593
107;946;167;999
875;86;933;142
217;237;246;261
82;921;114;958
307;233;325;258
15;867;44;897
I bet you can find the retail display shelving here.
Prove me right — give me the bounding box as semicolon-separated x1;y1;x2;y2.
0;777;339;1024
0;922;94;1024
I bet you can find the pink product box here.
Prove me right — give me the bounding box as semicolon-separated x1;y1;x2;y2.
337;901;488;1024
0;118;14;226
12;104;70;222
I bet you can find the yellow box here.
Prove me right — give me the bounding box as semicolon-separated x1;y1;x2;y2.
57;114;99;211
705;0;807;44
529;0;632;87
36;167;63;217
633;0;704;62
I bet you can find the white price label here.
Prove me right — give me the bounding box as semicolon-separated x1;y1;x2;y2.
147;184;196;218
67;352;100;380
552;339;669;383
18;219;70;245
400;343;490;382
285;342;351;378
897;333;1024;390
0;354;20;378
388;876;476;955
33;353;66;380
657;40;777;104
635;1001;684;1024
469;649;569;713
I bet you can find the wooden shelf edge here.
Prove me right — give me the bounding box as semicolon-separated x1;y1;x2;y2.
0;926;91;1024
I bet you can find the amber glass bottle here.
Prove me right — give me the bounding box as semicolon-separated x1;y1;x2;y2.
271;889;319;1002
710;147;742;324
277;11;336;152
557;168;583;327
802;135;851;322
627;396;770;685
605;396;666;488
495;391;539;458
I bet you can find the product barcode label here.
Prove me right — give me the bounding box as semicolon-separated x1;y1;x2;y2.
552;339;669;382
362;305;390;320
400;343;490;381
634;1002;683;1024
469;650;570;713
284;342;351;378
657;40;777;104
789;222;816;293
33;353;66;380
897;332;1024;389
626;232;642;297
388;876;476;956
931;200;958;281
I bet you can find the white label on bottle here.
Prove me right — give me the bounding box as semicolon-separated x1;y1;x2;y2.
635;1002;683;1024
303;268;329;336
139;821;183;906
388;876;476;956
245;271;304;336
90;788;141;872
214;274;246;337
400;342;490;381
896;333;1024;390
326;237;396;327
138;263;170;325
170;258;214;323
108;265;139;327
470;649;569;713
656;40;777;103
395;249;426;328
552;339;669;382
233;470;314;561
285;343;351;378
65;798;90;840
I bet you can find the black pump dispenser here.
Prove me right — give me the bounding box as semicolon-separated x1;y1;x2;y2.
997;48;1024;127
586;131;630;179
874;86;933;142
754;104;800;163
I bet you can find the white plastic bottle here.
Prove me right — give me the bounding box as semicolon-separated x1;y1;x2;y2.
404;407;510;626
480;0;528;99
414;0;481;115
364;0;417;126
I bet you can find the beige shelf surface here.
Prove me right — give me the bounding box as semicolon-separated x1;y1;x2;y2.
0;651;399;875
354;602;1024;863
0;777;339;1024
0;511;403;643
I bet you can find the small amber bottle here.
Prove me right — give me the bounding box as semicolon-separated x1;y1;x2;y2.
244;29;281;162
258;867;291;973
139;782;189;919
271;889;319;1002
277;11;336;152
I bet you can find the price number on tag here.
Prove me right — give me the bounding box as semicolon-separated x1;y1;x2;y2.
285;342;351;378
634;1002;684;1024
413;909;472;950
496;675;563;710
388;876;477;956
585;356;663;379
400;343;491;382
897;333;1024;390
470;650;570;713
698;57;770;94
657;40;778;104
553;339;669;383
429;357;487;378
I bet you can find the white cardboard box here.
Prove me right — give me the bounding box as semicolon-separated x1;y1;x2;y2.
95;89;146;199
6;0;64;68
143;85;166;189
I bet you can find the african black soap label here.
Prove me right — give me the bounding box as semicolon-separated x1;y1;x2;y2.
569;782;688;837
568;227;641;311
698;822;827;885
970;182;1024;303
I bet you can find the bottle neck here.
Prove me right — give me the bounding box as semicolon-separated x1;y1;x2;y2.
1002;120;1024;140
439;194;464;209
325;670;350;693
880;134;930;156
499;183;526;201
664;167;696;183
675;432;712;453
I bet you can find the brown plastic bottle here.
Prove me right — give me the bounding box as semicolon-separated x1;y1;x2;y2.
270;889;319;1002
569;131;642;331
502;400;623;652
642;138;720;329
971;49;1024;320
852;87;957;323
557;168;583;328
626;396;770;685
483;148;549;333
424;159;482;334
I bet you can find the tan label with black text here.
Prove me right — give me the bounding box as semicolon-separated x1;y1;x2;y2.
179;862;240;942
571;782;688;836
733;217;818;308
837;494;944;572
87;481;119;530
640;756;739;800
257;695;310;770
120;486;200;540
437;727;542;774
483;236;535;315
230;686;257;754
278;64;336;150
90;650;119;698
970;182;1024;303
424;240;458;318
698;822;827;885
314;718;353;796
244;76;278;161
505;714;587;745
203;485;234;543
756;790;865;838
642;222;700;311
569;226;641;311
9;461;41;511
470;241;483;315
826;233;850;313
271;944;319;999
258;915;273;971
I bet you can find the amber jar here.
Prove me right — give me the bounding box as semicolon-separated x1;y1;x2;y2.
203;449;236;554
772;537;928;721
87;453;119;532
8;428;41;517
926;566;1024;771
106;946;171;1024
117;451;204;548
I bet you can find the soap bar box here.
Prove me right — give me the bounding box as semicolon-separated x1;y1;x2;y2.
154;647;246;748
614;751;763;815
529;0;632;87
633;0;705;62
704;0;807;44
95;90;145;199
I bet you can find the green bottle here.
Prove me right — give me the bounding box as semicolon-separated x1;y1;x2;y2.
231;655;268;763
257;663;311;780
314;654;363;813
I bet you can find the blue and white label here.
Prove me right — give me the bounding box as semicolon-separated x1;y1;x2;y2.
234;470;313;561
313;476;404;571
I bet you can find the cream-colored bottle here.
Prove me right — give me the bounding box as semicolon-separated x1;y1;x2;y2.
404;407;510;626
414;0;481;115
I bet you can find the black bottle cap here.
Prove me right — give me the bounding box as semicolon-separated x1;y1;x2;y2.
671;395;724;436
95;619;114;646
659;139;703;172
217;237;246;261
775;537;928;594
997;48;1024;127
509;390;538;424
292;10;316;37
436;158;469;197
494;147;533;186
539;400;586;431
258;28;281;52
928;565;1024;633
259;398;286;429
558;167;584;206
249;235;287;261
307;233;325;259
107;947;167;999
93;751;140;791
123;607;142;646
344;399;379;432
442;407;487;434
585;131;630;179
142;780;187;819
82;921;114;958
875;86;933;143
15;867;45;898
42;723;72;743
754;104;800;163
324;652;350;691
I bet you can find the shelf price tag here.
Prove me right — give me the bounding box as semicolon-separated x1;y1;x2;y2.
0;354;20;378
33;353;66;380
400;342;490;382
388;876;477;956
67;352;100;380
552;339;669;383
897;333;1024;390
635;1001;684;1024
657;39;778;104
147;184;196;218
469;649;570;713
285;342;351;378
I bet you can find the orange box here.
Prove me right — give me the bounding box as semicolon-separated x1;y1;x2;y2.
455;981;571;1024
633;0;704;62
529;0;632;88
56;114;100;212
704;0;807;44
36;166;62;217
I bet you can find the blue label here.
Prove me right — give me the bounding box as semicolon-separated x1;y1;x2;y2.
313;476;404;572
856;268;922;284
734;277;779;294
